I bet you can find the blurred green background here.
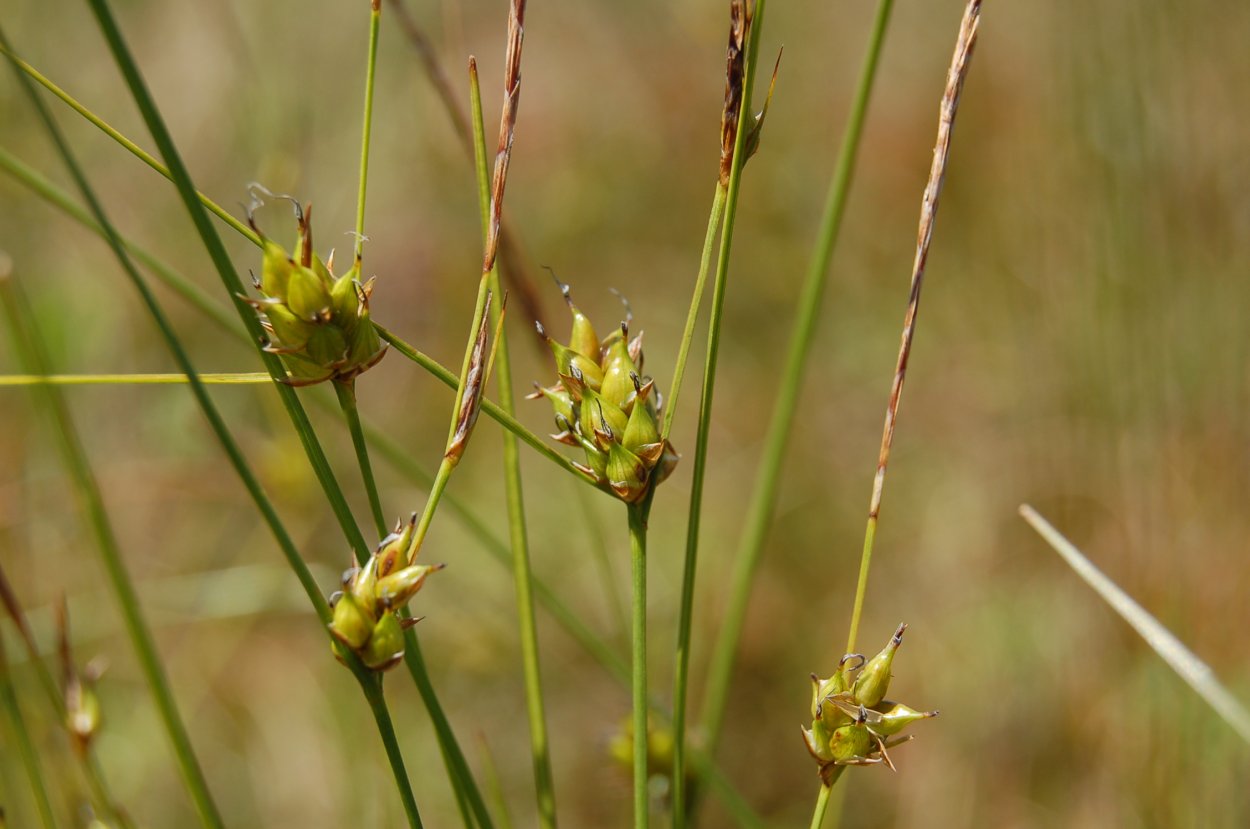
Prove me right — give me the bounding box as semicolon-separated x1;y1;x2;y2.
2;0;1249;826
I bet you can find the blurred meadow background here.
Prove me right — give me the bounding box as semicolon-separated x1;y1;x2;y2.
2;0;1249;826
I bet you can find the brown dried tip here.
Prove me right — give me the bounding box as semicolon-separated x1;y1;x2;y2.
483;0;529;273
719;0;751;186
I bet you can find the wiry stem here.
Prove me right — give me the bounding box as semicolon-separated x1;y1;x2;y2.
846;0;981;653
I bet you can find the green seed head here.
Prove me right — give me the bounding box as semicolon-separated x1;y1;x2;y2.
376;563;444;610
531;280;679;501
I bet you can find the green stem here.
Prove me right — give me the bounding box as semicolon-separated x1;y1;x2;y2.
0;372;270;385
627;501;649;829
671;2;769;823
697;0;895;775
468;53;557;829
808;783;832;829
845;517;877;653
407;457;454;562
336;380;388;537
661;182;726;440
0;635;58;829
355;0;382;263
360;674;424;829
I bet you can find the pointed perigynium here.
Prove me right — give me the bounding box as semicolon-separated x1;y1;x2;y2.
328;514;444;671
801;624;937;783
529;278;678;502
245;197;386;386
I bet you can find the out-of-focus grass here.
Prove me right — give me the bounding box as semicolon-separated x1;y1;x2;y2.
2;0;1249;826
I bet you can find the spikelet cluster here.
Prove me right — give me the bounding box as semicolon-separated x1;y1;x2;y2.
530;281;678;502
802;624;937;782
246;198;385;386
329;515;443;671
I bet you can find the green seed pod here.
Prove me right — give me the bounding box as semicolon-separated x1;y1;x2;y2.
606;441;649;502
329;592;375;650
853;623;906;708
260;241;293;299
303;324;348;371
331;271;362;332
285;263;333;321
621;381;660;452
262;301;316;352
568;303;601;362
870;700;938;737
362;611;405;671
539;323;604;390
375;514;417;578
599;325;638;410
349;553;381;616
577;385;627;450
376;563;444;610
801;720;834;765
829;722;875;765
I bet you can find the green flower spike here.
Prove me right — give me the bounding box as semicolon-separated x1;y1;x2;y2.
328;514;443;672
244;193;386;386
530;278;679;501
802;624;936;782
